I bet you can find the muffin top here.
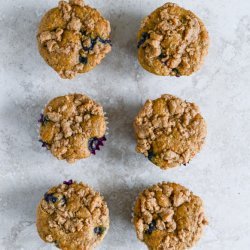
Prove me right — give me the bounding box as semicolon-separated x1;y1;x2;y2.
134;94;207;170
133;182;208;250
36;181;109;250
37;0;112;79
137;2;209;76
39;94;106;163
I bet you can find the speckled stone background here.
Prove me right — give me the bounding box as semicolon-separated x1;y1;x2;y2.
0;0;250;249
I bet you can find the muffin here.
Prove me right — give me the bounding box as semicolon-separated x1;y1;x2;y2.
36;180;109;250
137;2;209;76
37;0;112;79
133;182;208;250
38;93;107;163
133;94;207;170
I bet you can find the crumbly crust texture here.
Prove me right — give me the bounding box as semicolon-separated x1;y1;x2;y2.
36;181;109;250
133;94;207;170
137;2;209;76
37;0;112;79
39;94;106;163
133;182;208;250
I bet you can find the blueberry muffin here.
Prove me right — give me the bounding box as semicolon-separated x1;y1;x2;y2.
137;3;209;76
39;94;107;163
133;94;207;170
37;0;112;79
36;180;109;250
133;182;208;250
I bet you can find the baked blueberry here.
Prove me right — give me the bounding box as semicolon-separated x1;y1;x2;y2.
137;32;150;48
94;226;106;235
44;193;57;203
88;136;107;155
145;220;156;235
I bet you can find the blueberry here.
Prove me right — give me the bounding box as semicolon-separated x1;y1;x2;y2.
79;56;88;64
158;53;165;60
38;114;50;125
63;179;73;185
94;226;106;235
44;193;57;203
61;195;67;206
137;32;150;48
98;37;112;46
82;37;112;51
39;140;49;150
88;136;106;155
147;149;155;162
80;28;112;51
145;220;156;235
82;38;97;51
172;68;181;77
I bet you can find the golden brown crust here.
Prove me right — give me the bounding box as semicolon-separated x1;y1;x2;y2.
36;181;109;250
37;0;112;79
39;94;106;163
137;3;209;76
133;182;208;250
133;94;207;170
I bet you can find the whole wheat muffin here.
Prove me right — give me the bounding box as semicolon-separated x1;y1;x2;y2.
133;94;207;170
133;182;208;250
39;93;107;163
37;0;112;79
137;3;209;76
36;181;109;250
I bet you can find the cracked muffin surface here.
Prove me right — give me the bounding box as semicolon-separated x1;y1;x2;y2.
133;182;208;250
37;0;112;79
133;94;207;170
137;2;209;76
36;181;109;250
39;93;107;163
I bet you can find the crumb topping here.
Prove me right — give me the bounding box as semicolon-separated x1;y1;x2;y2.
37;181;109;250
133;182;208;249
69;0;85;7
37;0;112;79
134;94;207;169
137;3;209;76
39;94;106;163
